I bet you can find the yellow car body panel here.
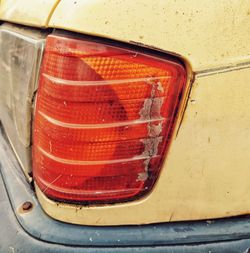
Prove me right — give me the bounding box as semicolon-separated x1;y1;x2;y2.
49;0;250;71
0;0;250;225
0;0;60;27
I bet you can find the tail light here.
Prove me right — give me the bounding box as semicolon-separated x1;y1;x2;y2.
33;34;186;204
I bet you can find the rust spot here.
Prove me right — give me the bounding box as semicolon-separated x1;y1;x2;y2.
18;201;33;214
22;201;33;211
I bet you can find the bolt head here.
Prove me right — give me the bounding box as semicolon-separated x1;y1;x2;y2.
22;201;33;211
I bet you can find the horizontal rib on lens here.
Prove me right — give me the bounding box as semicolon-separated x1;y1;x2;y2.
36;129;164;161
34;149;161;201
41;74;173;102
35;147;159;175
37;93;169;124
36;112;168;142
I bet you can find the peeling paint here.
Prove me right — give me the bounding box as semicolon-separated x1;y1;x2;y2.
139;98;153;120
151;98;164;118
148;122;163;137
157;81;164;93
139;98;164;120
137;137;163;182
141;137;163;157
137;170;148;182
137;80;164;181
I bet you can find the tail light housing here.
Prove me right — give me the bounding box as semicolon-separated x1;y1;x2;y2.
33;34;186;204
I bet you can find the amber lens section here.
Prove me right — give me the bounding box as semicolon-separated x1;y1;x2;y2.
33;35;186;204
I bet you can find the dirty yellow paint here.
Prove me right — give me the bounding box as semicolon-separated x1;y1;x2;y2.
49;0;250;71
0;0;60;27
1;0;250;225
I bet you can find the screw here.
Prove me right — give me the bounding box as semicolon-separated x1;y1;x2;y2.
22;201;33;211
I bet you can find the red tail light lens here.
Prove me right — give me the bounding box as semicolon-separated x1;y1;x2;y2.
33;34;186;204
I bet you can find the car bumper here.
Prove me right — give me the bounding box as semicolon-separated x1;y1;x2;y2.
0;126;250;253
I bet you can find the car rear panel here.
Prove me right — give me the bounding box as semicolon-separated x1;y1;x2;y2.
0;0;249;226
